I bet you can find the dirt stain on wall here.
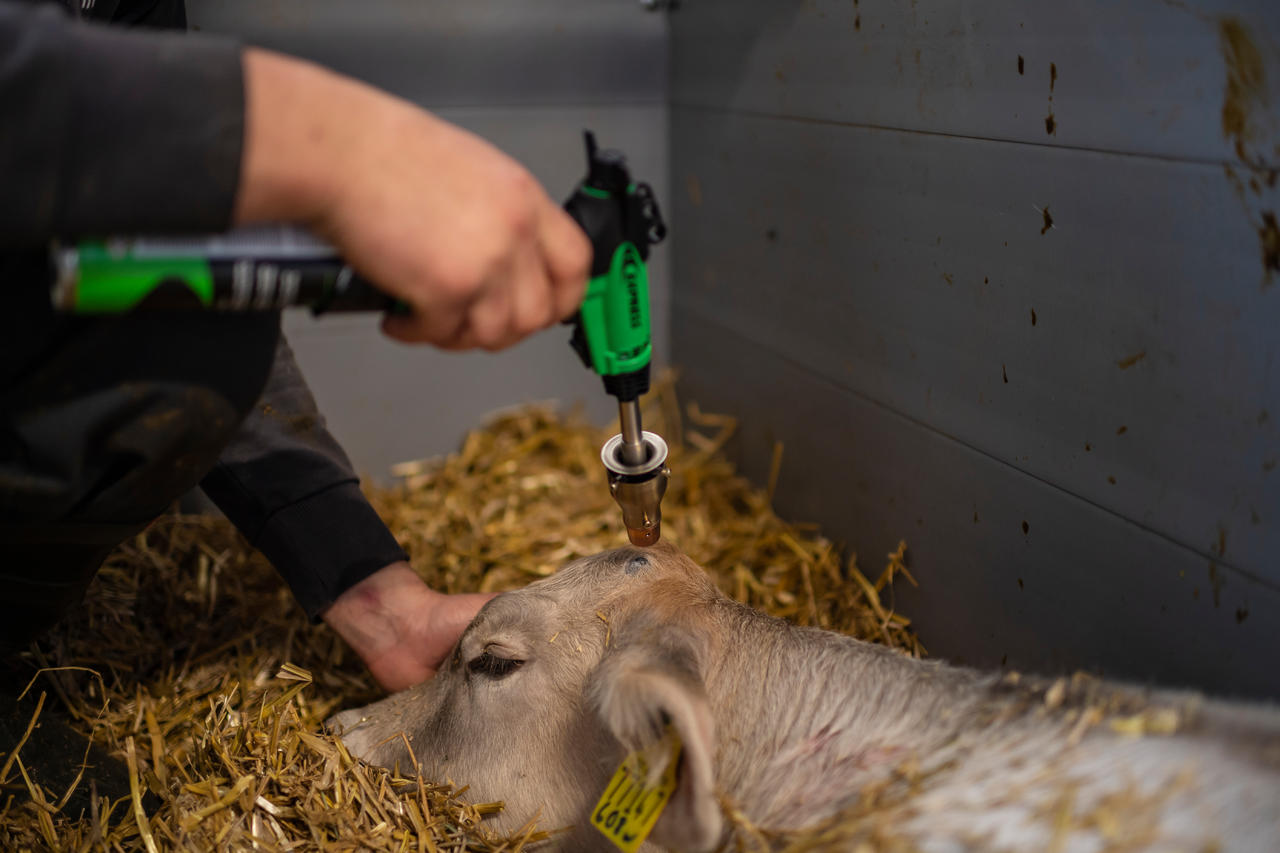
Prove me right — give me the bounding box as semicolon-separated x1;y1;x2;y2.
1220;18;1266;161
1045;62;1058;135
1260;211;1280;277
1116;350;1147;370
1218;17;1279;283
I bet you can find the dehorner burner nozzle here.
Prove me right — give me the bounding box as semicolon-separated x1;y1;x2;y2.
601;431;670;547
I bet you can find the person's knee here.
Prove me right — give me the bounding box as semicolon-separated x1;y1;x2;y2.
1;312;280;523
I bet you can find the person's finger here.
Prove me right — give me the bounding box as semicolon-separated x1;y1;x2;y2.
509;242;557;339
381;297;469;347
465;279;515;351
422;592;495;670
539;205;592;320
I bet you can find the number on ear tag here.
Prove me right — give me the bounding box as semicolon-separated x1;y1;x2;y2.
590;728;682;853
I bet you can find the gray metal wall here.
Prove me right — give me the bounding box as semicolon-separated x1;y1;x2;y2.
186;0;669;479
670;1;1280;699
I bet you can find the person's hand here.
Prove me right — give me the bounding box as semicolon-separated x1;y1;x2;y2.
321;561;495;692
233;48;591;351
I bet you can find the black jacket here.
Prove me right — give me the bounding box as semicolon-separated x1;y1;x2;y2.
0;0;408;618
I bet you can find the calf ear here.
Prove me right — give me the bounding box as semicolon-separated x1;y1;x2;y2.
586;628;723;853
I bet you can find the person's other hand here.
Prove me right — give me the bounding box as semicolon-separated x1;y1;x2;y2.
321;561;495;692
233;48;591;351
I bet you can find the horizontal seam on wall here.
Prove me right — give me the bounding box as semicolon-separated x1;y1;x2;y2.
432;97;667;111
677;304;1280;595
669;102;1277;171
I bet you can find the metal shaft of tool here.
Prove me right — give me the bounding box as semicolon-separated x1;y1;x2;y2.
617;400;647;466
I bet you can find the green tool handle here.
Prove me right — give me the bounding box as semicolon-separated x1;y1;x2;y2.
52;229;400;315
49;133;667;404
561;132;666;402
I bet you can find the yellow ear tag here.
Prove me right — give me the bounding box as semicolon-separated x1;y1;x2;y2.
590;728;682;853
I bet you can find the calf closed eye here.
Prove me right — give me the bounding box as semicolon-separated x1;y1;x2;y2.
468;651;524;679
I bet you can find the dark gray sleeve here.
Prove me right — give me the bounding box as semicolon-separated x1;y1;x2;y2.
199;333;409;619
0;1;243;246
1;2;406;614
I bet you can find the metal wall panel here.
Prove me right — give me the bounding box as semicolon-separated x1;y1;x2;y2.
671;0;1278;165
186;0;670;478
678;316;1280;700
670;1;1279;697
192;0;666;106
674;106;1276;583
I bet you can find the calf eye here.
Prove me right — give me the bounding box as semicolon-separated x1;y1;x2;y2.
467;651;524;680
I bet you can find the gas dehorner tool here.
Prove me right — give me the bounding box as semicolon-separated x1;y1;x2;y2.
50;131;670;547
561;133;669;547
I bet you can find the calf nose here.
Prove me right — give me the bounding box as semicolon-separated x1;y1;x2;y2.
325;708;391;764
325;707;365;736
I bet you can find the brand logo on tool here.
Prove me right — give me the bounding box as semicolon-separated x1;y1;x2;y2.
621;245;643;330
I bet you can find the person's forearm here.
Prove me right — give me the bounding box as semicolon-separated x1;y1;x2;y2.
200;332;408;618
229;45;589;351
233;48;365;227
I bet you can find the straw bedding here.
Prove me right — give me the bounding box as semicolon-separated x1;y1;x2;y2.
0;383;919;851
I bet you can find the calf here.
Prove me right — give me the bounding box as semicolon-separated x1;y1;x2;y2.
327;544;1280;851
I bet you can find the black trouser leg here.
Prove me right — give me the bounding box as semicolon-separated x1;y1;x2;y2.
0;524;144;650
0;251;280;648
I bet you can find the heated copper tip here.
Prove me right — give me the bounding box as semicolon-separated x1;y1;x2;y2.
626;523;661;547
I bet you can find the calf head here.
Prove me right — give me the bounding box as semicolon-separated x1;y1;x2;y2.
326;543;726;851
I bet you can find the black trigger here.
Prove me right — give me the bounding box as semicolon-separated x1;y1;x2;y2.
567;312;592;368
